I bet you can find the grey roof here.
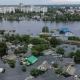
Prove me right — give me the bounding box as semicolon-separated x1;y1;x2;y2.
38;61;51;71
62;63;75;76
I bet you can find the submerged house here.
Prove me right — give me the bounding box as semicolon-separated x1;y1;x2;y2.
60;28;69;33
38;61;51;71
23;56;38;65
62;63;75;77
65;32;75;37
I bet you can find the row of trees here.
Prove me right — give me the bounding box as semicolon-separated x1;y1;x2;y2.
4;34;30;44
43;14;80;22
68;36;80;41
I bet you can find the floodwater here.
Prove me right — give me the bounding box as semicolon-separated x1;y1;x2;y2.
0;20;80;37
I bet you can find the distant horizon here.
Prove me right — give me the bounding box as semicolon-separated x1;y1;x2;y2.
0;0;80;5
0;3;80;6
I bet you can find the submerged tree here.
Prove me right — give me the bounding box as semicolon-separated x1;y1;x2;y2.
42;26;49;32
56;47;65;55
0;42;7;57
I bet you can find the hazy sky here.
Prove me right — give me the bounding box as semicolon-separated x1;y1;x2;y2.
0;0;80;5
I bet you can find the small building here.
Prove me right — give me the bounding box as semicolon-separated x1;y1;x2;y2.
65;32;75;37
23;56;38;65
62;63;75;77
38;61;51;71
60;28;69;33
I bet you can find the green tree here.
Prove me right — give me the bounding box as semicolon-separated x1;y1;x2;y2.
42;26;49;32
68;52;74;58
22;66;26;72
0;42;7;57
52;63;58;68
8;60;16;68
21;34;30;43
31;44;49;57
0;30;5;35
30;68;44;77
30;68;40;77
56;47;65;55
31;49;38;57
50;37;60;47
74;50;80;64
55;68;62;74
30;38;49;45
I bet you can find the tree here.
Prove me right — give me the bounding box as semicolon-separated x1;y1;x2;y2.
52;63;58;68
22;66;26;72
30;38;49;45
74;50;80;64
31;44;49;57
8;60;16;68
56;47;65;55
50;37;60;47
30;68;44;77
39;34;49;40
68;52;74;58
31;49;38;57
21;35;30;43
55;68;62;74
42;26;49;32
14;45;28;55
0;30;5;35
30;68;40;77
0;42;7;57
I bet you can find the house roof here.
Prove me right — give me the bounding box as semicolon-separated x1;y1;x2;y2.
27;56;38;64
38;61;51;70
60;28;69;32
65;32;75;37
62;63;75;75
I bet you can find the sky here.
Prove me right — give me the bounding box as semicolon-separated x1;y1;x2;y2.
0;0;80;5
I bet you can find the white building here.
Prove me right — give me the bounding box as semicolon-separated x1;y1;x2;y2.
65;32;75;37
0;7;15;13
21;5;47;13
0;3;48;13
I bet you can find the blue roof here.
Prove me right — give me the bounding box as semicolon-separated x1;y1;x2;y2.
60;28;69;32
